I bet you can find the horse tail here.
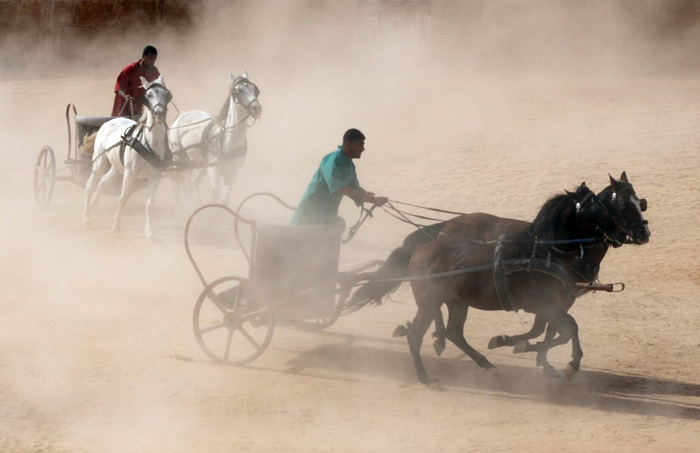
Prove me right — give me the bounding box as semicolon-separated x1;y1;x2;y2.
81;132;97;156
345;222;446;311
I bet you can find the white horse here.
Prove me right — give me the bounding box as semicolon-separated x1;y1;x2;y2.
83;75;172;239
168;71;262;206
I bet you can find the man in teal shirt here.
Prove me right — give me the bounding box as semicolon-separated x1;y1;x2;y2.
291;129;387;225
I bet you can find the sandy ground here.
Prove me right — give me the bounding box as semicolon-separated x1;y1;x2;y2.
2;69;700;452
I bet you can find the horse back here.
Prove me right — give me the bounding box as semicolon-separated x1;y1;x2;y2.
409;238;498;310
169;110;216;152
441;213;530;242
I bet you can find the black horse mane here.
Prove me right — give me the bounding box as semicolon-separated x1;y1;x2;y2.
528;191;579;240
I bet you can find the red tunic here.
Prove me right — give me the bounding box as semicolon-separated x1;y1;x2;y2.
111;60;161;117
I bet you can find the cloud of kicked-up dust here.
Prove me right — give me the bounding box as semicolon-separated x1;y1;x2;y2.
1;1;698;450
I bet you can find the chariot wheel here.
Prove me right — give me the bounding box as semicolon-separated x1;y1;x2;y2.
34;146;56;208
193;276;274;365
292;282;349;331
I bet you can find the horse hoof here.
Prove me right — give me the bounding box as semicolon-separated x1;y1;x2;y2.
392;325;408;338
565;364;578;381
83;218;91;227
488;335;505;349
513;341;529;354
433;340;445;356
485;366;498;377
426;380;444;391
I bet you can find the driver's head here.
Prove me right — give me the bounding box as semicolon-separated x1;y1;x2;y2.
342;128;366;160
141;45;158;68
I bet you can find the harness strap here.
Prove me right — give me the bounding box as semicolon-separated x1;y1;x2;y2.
492;234;576;312
120;123;173;169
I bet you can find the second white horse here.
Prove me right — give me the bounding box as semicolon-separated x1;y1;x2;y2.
169;71;262;206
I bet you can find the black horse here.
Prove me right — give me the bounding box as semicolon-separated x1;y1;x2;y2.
350;183;629;386
347;173;649;377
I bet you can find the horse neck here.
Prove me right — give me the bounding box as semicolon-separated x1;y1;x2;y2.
217;94;247;152
530;195;578;241
597;185;614;206
140;110;168;156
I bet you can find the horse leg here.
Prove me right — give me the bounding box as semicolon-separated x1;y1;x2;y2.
113;169;135;232
208;166;220;203
488;314;547;350
144;177;161;239
405;302;442;388
532;323;561;378
444;301;496;371
83;156;109;225
559;313;582;380
190;170;203;205
528;313;582;380
432;310;446;356
93;167;120;209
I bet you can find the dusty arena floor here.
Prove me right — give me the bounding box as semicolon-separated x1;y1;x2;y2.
2;27;700;452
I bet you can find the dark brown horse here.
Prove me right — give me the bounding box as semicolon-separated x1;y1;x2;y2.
477;173;649;375
350;183;628;386
347;173;649;378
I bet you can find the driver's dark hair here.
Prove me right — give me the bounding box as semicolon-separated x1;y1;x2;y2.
343;128;365;144
143;45;158;56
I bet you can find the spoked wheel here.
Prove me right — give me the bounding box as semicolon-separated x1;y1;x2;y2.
292;282;349;331
193;276;274;365
34;146;56;208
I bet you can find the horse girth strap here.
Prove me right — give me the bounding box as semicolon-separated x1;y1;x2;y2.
492;235;575;312
120;124;173;170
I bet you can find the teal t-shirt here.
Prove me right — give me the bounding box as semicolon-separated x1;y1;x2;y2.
291;147;364;225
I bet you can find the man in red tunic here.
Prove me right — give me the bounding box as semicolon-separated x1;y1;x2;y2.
111;45;161;118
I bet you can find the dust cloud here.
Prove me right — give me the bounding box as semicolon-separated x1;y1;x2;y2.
2;1;700;451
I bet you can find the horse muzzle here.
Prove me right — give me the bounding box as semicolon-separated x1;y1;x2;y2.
249;101;262;119
630;224;651;245
153;104;167;123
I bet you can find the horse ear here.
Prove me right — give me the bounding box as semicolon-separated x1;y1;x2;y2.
609;173;619;189
230;73;236;81
242;70;249;79
620;171;629;183
565;189;575;197
140;76;150;90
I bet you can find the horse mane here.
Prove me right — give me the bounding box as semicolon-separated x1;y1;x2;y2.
139;107;149;123
216;93;232;123
529;192;575;239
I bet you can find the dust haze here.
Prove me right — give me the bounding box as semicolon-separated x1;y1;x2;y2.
2;1;700;451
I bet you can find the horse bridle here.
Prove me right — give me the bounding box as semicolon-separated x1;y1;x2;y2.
141;83;172;114
609;184;649;240
231;77;260;112
574;189;625;247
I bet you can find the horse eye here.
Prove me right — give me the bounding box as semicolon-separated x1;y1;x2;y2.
639;199;647;212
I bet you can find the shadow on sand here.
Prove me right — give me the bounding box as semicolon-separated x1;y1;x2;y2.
282;330;700;420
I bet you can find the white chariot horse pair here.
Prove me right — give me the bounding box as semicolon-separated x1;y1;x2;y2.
82;72;261;239
83;75;172;239
169;71;262;207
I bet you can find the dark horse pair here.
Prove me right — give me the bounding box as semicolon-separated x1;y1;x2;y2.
348;173;650;387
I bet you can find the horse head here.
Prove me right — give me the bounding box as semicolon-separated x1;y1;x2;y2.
569;182;628;247
140;75;171;124
531;183;626;247
230;71;262;120
605;171;650;245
